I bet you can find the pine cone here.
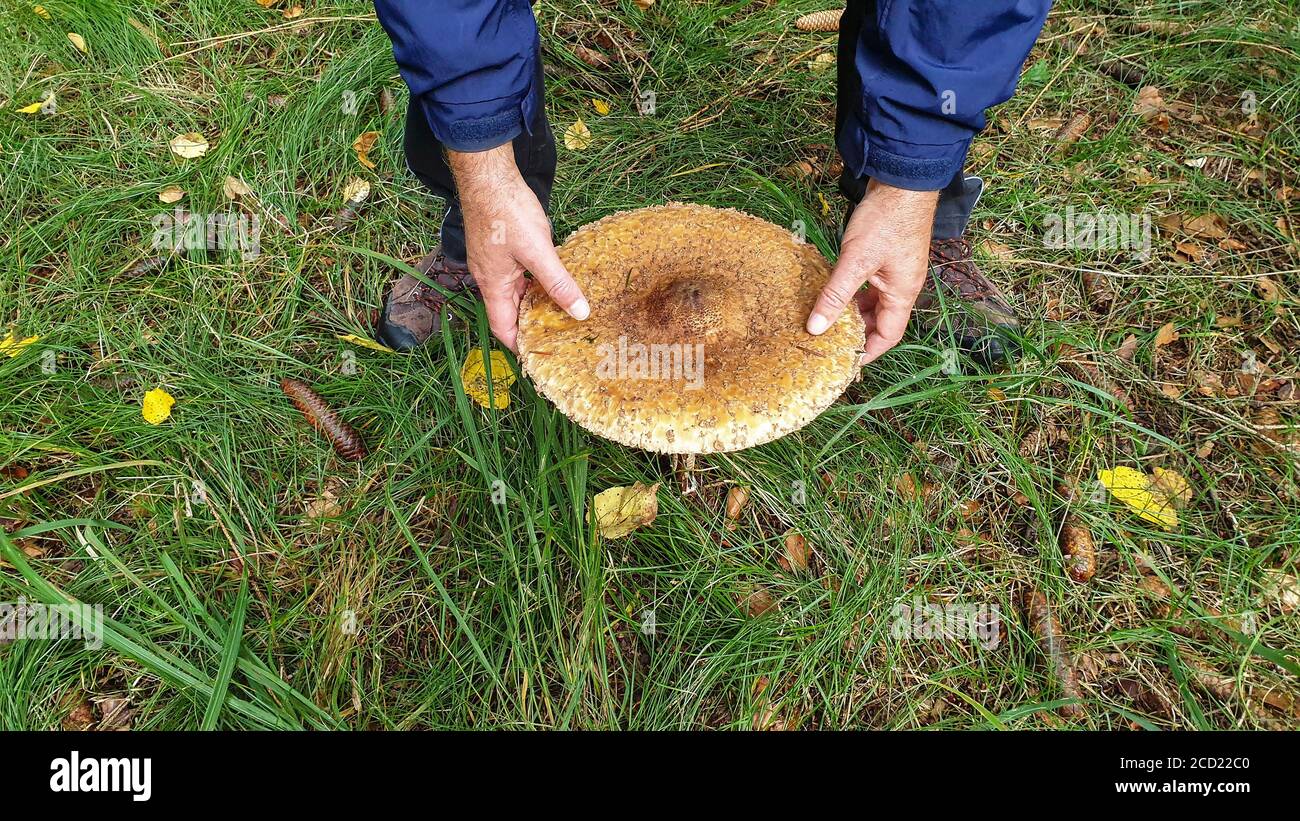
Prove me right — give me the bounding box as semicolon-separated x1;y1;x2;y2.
795;9;842;32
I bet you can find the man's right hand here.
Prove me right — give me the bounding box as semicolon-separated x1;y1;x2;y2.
447;144;590;352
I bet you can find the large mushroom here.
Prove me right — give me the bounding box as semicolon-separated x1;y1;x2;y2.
517;203;863;462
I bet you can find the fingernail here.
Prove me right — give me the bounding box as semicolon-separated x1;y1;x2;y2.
571;298;590;321
806;313;829;335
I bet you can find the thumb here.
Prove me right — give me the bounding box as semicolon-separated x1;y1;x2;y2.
519;242;591;321
807;251;876;335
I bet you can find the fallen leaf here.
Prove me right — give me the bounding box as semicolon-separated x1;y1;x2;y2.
1184;213;1229;239
589;482;660;538
634;0;654;8
352;131;380;169
336;333;393;354
33;5;50;19
572;45;611;69
1150;467;1191;509
591;98;611;116
16;100;45;114
341;177;370;204
740;585;776;617
283;4;303;18
0;331;39;358
1116;333;1138;362
783;531;809;572
1060;515;1096;583
563;118;592;150
1262;570;1299;613
1053;112;1092;147
1154;321;1179;347
304;489;342;519
1098;466;1178;529
67;32;86;53
141;387;175;425
169;132;209;159
222;175;253;200
979;239;1015;260
459;349;515;410
62;699;94;731
158;185;185;203
724;485;749;530
808;52;836;72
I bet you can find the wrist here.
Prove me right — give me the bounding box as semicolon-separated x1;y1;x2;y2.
447;144;521;210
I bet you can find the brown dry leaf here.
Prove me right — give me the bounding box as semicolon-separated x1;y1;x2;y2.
589;482;660;539
1173;240;1205;262
341;177;370;204
1153;321;1179;348
62;699;95;731
304;488;342;519
222;175;253;200
169;132;209;159
352;130;380;169
740;585;776;618
1184;213;1229;239
808;52;836;72
1027;117;1064;132
783;531;809;572
96;697;134;731
1053;112;1093;147
1133;86;1170;130
724;486;750;531
282;4;303;18
633;0;654;9
572;45;611;69
158;185;185;203
979;239;1015;260
1255;276;1281;303
1116;333;1138;362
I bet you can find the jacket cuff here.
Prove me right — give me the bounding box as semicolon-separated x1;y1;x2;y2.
838;111;971;192
417;63;541;153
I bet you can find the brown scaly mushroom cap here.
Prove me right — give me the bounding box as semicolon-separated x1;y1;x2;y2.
517;203;864;454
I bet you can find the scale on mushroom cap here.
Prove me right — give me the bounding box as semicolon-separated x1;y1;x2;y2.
517;204;864;487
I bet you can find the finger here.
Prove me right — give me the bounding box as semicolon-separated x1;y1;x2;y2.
519;242;590;321
481;280;522;353
808;250;877;335
860;293;913;364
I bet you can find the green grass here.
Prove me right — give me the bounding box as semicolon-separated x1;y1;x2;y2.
1;0;1297;729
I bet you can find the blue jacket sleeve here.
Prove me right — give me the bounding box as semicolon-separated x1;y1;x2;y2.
839;0;1052;191
374;0;542;152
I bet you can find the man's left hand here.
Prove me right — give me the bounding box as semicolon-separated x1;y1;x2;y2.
806;180;939;365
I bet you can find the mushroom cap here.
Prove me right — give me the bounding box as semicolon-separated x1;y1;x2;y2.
517;203;864;454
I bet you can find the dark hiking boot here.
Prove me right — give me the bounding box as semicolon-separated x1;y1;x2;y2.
913;236;1022;367
376;247;479;351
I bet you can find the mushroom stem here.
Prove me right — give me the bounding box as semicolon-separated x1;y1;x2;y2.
672;453;699;495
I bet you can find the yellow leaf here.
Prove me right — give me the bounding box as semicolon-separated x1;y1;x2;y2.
141;388;176;425
34;5;50;19
283;5;303;19
817;191;831;216
809;52;836;72
459;349;515;410
1151;466;1191;509
352;130;380;169
169;132;209;159
564;118;592;151
1098;466;1178;529
341;177;370;204
589;482;660;538
0;332;39;358
16;101;44;114
67;32;86;53
336;333;394;354
591;98;611;116
158;185;185;203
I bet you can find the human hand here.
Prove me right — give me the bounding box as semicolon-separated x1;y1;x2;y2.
447;144;590;351
806;180;939;364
